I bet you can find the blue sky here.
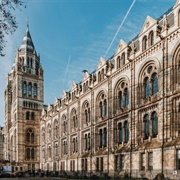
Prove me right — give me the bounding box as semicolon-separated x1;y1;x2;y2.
0;0;176;125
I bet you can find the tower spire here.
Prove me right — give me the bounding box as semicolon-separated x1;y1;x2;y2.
26;18;29;30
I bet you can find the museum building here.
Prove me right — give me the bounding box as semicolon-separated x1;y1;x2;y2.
4;0;180;179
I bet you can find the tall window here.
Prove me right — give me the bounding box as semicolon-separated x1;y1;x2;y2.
98;71;101;82
87;133;90;150
119;91;123;108
85;134;88;150
117;56;121;69
26;111;30;120
149;31;154;46
97;93;107;118
23;82;27;95
152;112;158;137
31;112;35;120
178;10;180;27
124;121;129;143
48;146;51;158
26;148;30;159
99;129;103;148
34;84;37;97
177;149;180;169
121;53;125;66
144;77;150;98
103;99;107;116
118;123;123;144
124;88;129;107
120;155;125;170
99;102;103;117
142;36;147;51
84;102;90;123
144;114;150;139
152;73;158;95
26;129;34;143
28;83;32;96
31;148;35;159
55;144;58;156
103;128;107;147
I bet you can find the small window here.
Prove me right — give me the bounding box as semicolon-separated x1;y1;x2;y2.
177;149;180;169
148;152;153;170
141;153;146;171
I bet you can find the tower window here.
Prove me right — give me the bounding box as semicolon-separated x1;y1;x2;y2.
28;83;32;96
23;82;27;95
34;84;37;97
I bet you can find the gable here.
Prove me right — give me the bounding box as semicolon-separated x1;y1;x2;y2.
140;16;157;35
97;57;106;70
71;81;77;91
82;71;90;81
115;39;127;55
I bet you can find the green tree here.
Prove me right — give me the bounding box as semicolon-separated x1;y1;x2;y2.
0;0;27;56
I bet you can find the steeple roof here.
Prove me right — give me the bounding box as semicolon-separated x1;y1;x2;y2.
19;27;36;53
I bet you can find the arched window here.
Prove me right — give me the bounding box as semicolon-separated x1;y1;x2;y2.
152;73;158;95
144;114;150;140
121;53;125;66
26;129;34;143
83;102;90;124
28;83;32;96
26;111;30;120
23;82;27;95
124;121;129;143
119;91;123;108
26;148;30;159
124;88;129;107
149;31;154;46
142;36;147;51
152;112;158;138
118;123;123;144
144;77;150;98
34;84;37;97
